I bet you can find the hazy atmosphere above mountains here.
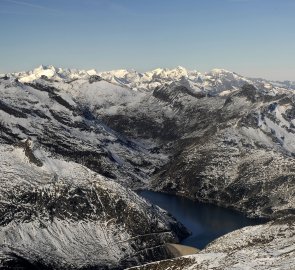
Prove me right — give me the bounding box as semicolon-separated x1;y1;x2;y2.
1;0;295;80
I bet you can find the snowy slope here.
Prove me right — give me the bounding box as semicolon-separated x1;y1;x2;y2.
0;77;166;188
0;143;188;269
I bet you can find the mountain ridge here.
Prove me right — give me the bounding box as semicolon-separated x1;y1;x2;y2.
4;65;295;94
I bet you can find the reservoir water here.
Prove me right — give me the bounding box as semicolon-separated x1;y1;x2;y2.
138;190;265;249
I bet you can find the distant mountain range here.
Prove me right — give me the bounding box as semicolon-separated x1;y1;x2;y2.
4;64;295;94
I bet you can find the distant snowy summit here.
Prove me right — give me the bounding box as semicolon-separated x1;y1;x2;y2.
5;65;96;83
4;65;295;95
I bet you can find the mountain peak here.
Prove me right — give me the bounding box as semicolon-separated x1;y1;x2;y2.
34;64;57;72
175;65;187;71
209;68;233;75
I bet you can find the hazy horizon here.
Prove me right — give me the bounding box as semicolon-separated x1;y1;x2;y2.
1;0;295;81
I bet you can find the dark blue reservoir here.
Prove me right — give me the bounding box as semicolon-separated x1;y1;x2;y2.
138;190;266;249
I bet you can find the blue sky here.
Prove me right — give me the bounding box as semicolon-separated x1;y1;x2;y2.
0;0;294;80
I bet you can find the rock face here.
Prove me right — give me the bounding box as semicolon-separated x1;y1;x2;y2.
129;216;295;270
1;66;295;269
0;144;188;269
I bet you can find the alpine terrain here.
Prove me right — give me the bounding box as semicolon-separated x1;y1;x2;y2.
1;65;295;269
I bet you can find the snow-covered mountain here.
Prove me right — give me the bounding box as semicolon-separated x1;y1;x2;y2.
99;66;295;94
0;142;187;269
5;65;295;95
1;65;295;269
5;65;97;83
0;77;164;188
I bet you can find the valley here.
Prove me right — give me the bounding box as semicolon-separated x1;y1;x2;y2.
0;65;295;269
